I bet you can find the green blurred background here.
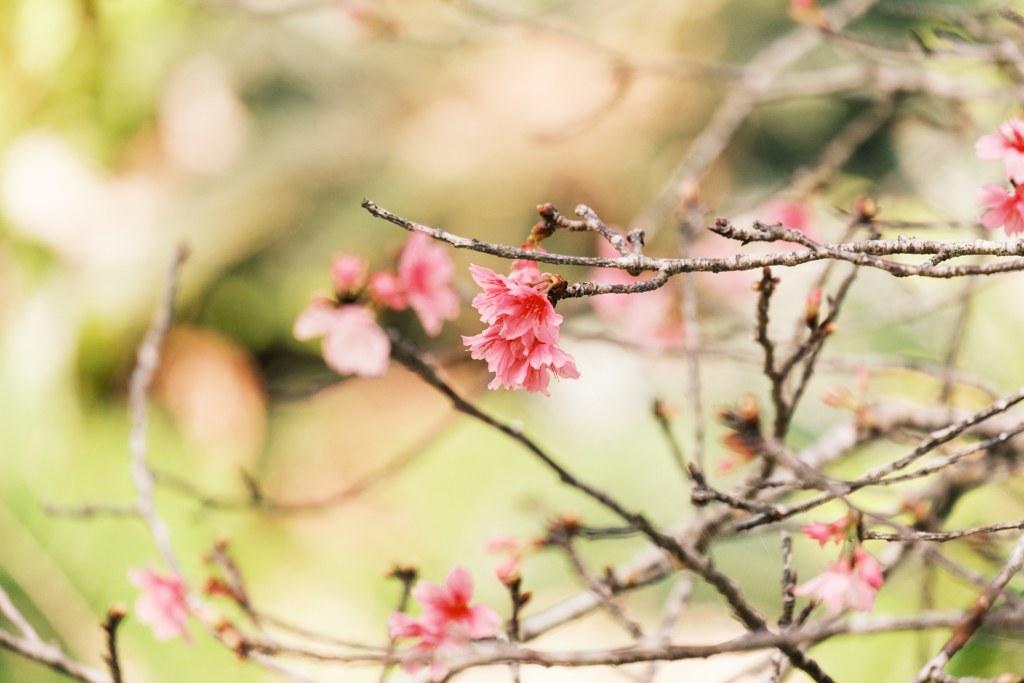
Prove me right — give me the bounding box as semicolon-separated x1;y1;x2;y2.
2;0;1024;680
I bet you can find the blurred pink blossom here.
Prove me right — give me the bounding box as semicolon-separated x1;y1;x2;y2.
793;557;876;614
294;300;390;378
128;566;191;642
332;255;367;294
977;183;1024;235
794;547;883;614
367;271;408;310
854;547;884;590
463;264;579;396
801;516;850;547
159;57;248;175
976;119;1024;183
760;197;817;242
486;535;541;584
398;232;459;336
589;239;684;350
388;565;502;681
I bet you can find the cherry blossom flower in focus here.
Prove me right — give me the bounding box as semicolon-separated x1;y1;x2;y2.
977;183;1024;235
976;119;1024;183
793;556;877;614
332;254;367;294
397;232;459;336
388;565;502;681
589;239;685;350
128;566;191;642
294;299;390;378
463;265;580;396
801;516;851;547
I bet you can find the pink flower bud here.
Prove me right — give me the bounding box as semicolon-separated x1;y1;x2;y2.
368;271;408;310
805;288;822;328
331;254;367;293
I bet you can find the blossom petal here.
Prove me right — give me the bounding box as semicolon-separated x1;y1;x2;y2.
388;612;424;639
976;131;1009;160
321;306;391;378
293;303;340;341
429;660;449;682
464;604;502;639
444;565;474;604
412;580;452;612
1006;149;1024;183
976;183;1011;208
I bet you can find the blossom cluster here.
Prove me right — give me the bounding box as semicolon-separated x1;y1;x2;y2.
976;119;1024;235
388;565;502;681
294;232;459;378
794;516;884;614
463;243;580;396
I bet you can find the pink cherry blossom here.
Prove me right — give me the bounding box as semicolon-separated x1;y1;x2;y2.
128;566;191;642
386;613;461;681
464;327;580;396
388;565;502;681
331;254;367;293
508;243;547;284
854;547;884;590
977;183;1024;235
801;515;851;547
486;535;540;584
976;119;1024;182
589;240;685;350
294;300;390;378
368;271;408;310
463;264;580;395
467;265;562;343
397;232;459;336
793;558;876;614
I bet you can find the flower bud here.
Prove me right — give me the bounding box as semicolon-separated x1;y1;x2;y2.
805;288;822;329
332;254;367;294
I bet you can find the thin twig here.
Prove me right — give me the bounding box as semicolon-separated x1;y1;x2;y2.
911;531;1024;683
102;606;126;683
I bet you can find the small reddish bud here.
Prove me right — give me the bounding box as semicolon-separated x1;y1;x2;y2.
653;400;678;420
204;577;233;598
530;221;555;242
805;288;822;329
853;196;878;221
